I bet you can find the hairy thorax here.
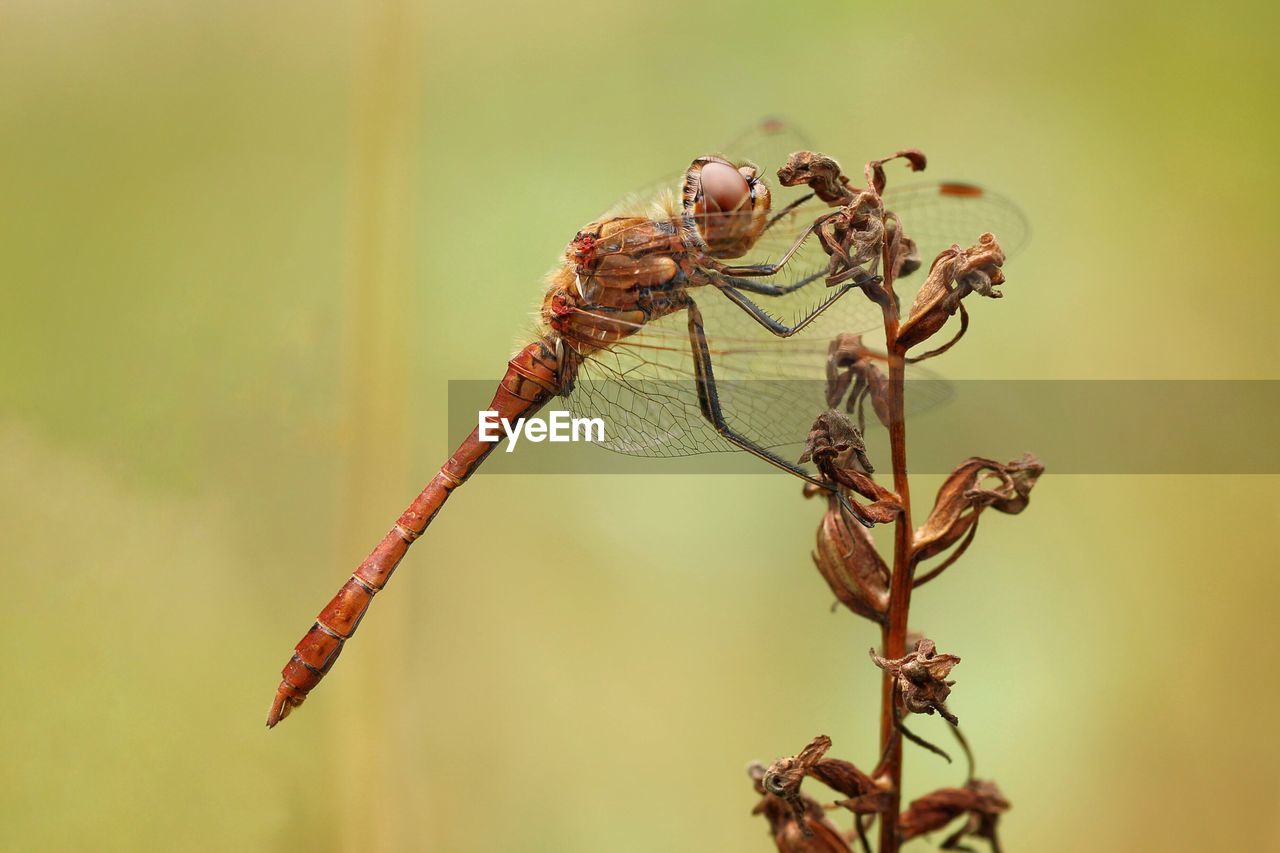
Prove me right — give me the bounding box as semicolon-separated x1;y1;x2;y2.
542;214;694;354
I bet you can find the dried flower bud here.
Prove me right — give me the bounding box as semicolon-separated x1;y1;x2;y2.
777;151;855;205
763;735;833;805
870;638;961;724
825;334;891;430
779;151;924;301
899;778;1009;848
751;737;887;850
897;233;1006;352
980;452;1043;515
914;454;1045;564
748;758;852;852
814;193;889;301
801;410;902;528
800;410;872;475
811;492;890;622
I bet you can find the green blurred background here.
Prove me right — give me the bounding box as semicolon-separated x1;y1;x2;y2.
3;1;1278;850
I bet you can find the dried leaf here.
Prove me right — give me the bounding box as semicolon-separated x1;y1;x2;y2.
899;787;975;839
899;779;1010;848
833;791;894;817
812;499;890;622
809;757;880;801
865;148;928;196
897;233;1005;352
978;453;1043;515
811;758;892;819
914;454;1045;564
835;471;902;526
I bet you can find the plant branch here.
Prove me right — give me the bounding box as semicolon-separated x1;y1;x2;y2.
894;700;952;764
877;231;915;853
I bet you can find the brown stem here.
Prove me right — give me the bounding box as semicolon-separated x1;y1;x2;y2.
854;814;873;853
877;240;915;853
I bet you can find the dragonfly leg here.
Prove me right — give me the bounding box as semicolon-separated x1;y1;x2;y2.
686;297;868;527
686;297;823;485
712;267;827;296
713;215;830;277
712;272;879;339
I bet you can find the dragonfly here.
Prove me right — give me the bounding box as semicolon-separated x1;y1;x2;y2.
266;119;1028;727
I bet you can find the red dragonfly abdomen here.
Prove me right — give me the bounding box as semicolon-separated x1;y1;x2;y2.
266;337;562;726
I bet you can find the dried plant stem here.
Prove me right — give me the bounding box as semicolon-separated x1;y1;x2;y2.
752;153;1031;851
878;256;913;853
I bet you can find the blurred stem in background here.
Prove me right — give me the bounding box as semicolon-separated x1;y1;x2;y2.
337;0;424;849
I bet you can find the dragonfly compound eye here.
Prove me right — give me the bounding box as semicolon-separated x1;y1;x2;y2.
697;160;752;214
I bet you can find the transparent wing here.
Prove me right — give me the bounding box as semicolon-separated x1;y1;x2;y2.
603;116;817;217
885;182;1030;262
719;115;818;175
560;302;952;459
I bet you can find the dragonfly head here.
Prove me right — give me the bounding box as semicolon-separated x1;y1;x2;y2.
684;155;771;259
